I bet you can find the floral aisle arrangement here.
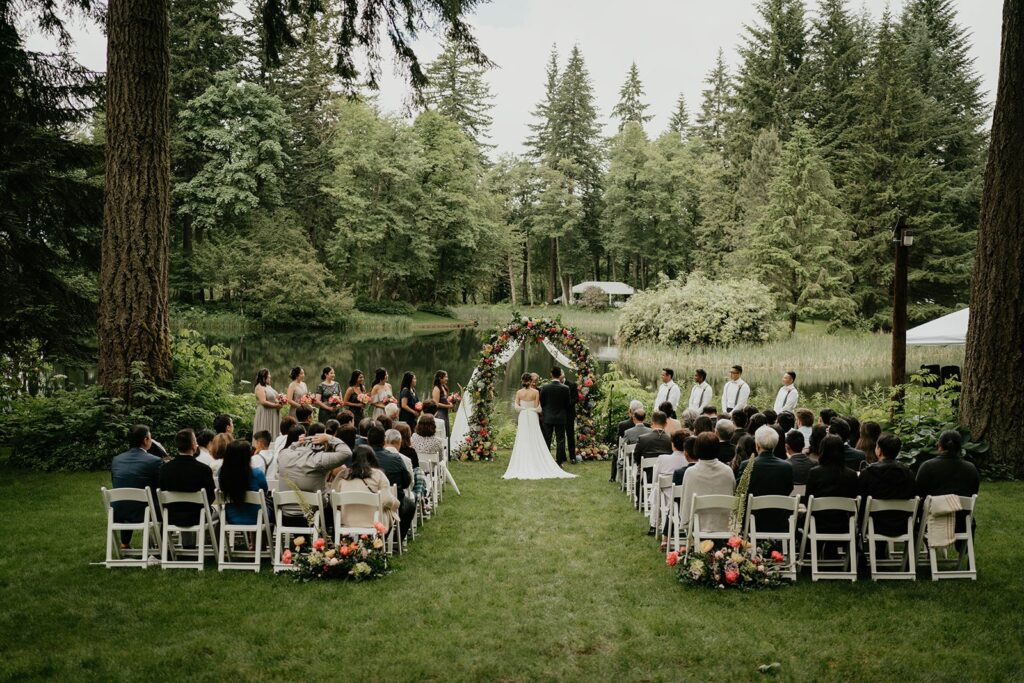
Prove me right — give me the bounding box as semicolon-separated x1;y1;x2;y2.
674;537;785;589
458;313;607;461
283;530;389;582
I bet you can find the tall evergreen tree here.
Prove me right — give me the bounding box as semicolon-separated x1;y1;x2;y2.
734;127;783;242
732;0;810;156
667;92;689;138
525;45;559;160
603;121;651;284
610;61;652;130
694;49;734;155
752;123;853;331
423;36;495;149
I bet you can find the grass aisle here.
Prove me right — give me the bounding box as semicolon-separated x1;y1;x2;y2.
0;463;1021;681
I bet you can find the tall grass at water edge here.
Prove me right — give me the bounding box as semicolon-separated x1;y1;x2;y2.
455;304;621;331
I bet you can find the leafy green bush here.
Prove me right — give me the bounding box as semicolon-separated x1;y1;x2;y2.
592;366;656;444
617;273;776;346
416;303;457;318
356;298;416;315
577;286;609;311
0;331;256;471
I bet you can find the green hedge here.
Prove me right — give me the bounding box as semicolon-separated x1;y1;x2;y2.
355;298;416;316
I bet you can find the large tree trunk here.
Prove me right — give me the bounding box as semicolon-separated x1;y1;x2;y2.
524;235;533;305
98;0;172;399
548;238;557;303
960;0;1024;477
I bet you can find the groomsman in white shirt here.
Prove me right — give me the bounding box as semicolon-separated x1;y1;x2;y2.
687;368;714;412
721;365;751;414
773;370;799;414
654;368;681;414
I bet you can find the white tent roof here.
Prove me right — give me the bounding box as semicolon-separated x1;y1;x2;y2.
906;307;968;346
570;281;636;296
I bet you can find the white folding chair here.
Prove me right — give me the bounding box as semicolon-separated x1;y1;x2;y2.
746;494;801;581
665;484;686;553
916;494;978;581
330;490;385;547
157;489;219;570
799;495;861;582
861;496;919;581
685;494;736;562
622;443;636;494
272;489;324;571
419;450;443;513
216;490;272;572
652;473;674;531
389;484;404;555
101;486;161;568
615;437;625;486
639;457;659;516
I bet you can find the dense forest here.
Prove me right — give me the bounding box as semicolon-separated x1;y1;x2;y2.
2;0;988;363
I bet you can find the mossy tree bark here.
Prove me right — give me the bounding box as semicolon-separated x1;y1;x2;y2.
960;0;1024;477
97;0;173;398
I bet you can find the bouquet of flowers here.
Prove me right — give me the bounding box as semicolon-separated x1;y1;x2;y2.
275;393;288;407
675;537;786;590
282;528;389;582
448;392;461;404
414;402;423;411
357;393;372;406
328;395;344;407
388;397;398;405
299;394;314;407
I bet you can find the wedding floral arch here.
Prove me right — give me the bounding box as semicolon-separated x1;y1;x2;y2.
452;314;607;461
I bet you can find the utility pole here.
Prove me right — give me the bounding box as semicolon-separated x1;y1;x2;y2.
891;215;913;390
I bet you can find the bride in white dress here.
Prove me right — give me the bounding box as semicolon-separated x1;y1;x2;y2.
503;373;576;480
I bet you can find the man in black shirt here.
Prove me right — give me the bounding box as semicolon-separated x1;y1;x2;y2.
159;428;215;527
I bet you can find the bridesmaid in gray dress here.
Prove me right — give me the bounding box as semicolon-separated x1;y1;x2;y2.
253;368;282;438
286;366;308;417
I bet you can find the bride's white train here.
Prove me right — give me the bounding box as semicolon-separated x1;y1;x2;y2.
503;395;575;480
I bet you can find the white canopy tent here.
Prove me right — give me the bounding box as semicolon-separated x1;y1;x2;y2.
906;307;969;346
554;281;636;306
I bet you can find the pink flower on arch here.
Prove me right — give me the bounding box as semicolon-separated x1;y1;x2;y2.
727;536;743;549
312;538;326;551
771;550;785;562
282;549;293;565
666;551;679;567
725;569;739;584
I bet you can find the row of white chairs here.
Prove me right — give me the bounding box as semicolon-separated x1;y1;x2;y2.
614;438;977;581
101;450;453;572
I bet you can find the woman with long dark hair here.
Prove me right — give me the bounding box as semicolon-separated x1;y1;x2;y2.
659;401;682;436
398;371;420;429
431;370;453;440
805;435;859;533
253;368;281;438
286;366;308;418
369;367;393;420
314;366;342;424
343;369;366;424
857;420;882;465
329;445;399;531
219;439;268;526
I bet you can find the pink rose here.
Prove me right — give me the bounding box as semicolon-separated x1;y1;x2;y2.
771;550;785;562
340;545;350;557
725;569;739;584
312;538;325;551
374;521;387;534
727;536;742;549
414;402;423;411
666;551;679;567
527;321;534;328
583;378;593;387
282;549;293;565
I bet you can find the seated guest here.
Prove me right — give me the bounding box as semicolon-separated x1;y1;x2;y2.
307;422;351;457
383;402;400;425
730;411;749;444
738;426;794;532
624;408;652;445
827;418;865;469
715;420;737;465
808;424;827;459
367;424;415;540
692;415;714;436
356;417;375;446
659;401;683;436
785;430;814;485
276;425;349;523
329;445;400;532
198;432;230;477
394;423;428;504
678;432;736;535
746;412;767;437
250;430;276;479
196;429;216;463
843;416;861;451
295;406;314;426
858;433;916;537
111;424;163;545
772;425;788;459
419;399;448;442
378;416;395;431
649;430;690;535
672;435;698;485
701;405;718;419
613;400;644;482
857;421;883;465
777;411;796;435
274;416;298;456
762;409;778;426
795;408;814;441
219;438;268;526
805;435;859;533
819;408;836;427
915;430;980;532
159;428;216;527
325;419;341;437
336;424;357;453
214;414;234;435
411;413;445;458
680;408;699;432
634;411;673;510
336;410;355;428
732;434;757;475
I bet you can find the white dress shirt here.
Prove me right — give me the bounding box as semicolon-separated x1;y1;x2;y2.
196;448;222;477
687;381;714;411
721;379;750;413
654;380;681;413
251;448;277;479
773;385;799;413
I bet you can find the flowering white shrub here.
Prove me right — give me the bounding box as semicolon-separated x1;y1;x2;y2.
617;274;776;346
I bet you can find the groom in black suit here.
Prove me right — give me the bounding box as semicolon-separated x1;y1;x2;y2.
540;367;572;466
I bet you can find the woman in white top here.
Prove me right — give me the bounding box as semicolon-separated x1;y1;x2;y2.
369;367;394;420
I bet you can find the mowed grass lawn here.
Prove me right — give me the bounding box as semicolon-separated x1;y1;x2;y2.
1;460;1021;682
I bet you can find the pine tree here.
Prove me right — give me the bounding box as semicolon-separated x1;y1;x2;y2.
735;127;783;241
694;49;734;155
752;122;853;331
525;45;559;160
667;92;689;138
732;0;810;156
804;0;871;172
603;121;651;285
610;61;652;130
423;36;495;149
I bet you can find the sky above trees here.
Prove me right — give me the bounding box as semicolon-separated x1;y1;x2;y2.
25;0;1002;158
